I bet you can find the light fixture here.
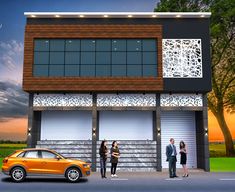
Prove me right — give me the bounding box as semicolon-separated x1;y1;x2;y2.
79;15;84;18
103;15;108;18
205;128;208;136
176;15;181;18
157;128;161;136
200;15;205;18
31;15;36;18
128;15;133;18
152;15;157;18
55;15;60;18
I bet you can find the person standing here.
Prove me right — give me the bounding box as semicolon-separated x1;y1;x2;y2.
110;141;120;178
99;140;108;178
166;138;178;178
179;141;189;177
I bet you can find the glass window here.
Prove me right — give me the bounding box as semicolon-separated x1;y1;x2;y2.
65;39;80;51
127;52;141;64
34;52;49;65
143;52;157;64
17;152;25;158
112;52;126;65
81;52;95;64
96;65;111;76
25;151;38;158
34;39;49;51
65;65;79;76
127;39;141;51
49;65;64;76
80;65;95;76
112;65;126;77
143;65;157;77
96;52;110;65
112;40;126;51
34;65;49;77
142;39;157;51
41;151;57;159
50;52;64;65
65;52;80;65
81;40;96;51
96;40;111;51
127;65;142;76
50;40;65;51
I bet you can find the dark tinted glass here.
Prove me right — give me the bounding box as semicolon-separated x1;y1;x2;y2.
143;52;157;64
65;65;79;76
142;39;157;51
127;52;141;64
112;52;126;65
96;52;110;65
143;65;157;77
80;65;95;76
50;40;65;51
96;40;111;51
65;39;80;51
34;39;49;51
34;52;49;64
65;52;80;65
96;65;111;76
49;65;64;76
127;65;142;76
34;65;49;77
112;65;126;76
112;40;126;51
50;52;64;65
81;40;96;51
127;39;141;51
81;52;95;64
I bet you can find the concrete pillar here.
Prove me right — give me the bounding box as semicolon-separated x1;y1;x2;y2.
91;93;97;172
156;93;162;171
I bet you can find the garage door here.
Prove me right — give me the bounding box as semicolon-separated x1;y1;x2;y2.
161;111;197;168
99;111;153;140
41;111;92;140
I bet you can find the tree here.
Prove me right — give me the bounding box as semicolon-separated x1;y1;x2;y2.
155;0;235;156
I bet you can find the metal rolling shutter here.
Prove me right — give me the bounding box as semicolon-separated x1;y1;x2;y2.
161;111;197;168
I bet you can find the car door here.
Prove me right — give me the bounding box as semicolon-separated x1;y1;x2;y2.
22;150;44;174
40;150;68;175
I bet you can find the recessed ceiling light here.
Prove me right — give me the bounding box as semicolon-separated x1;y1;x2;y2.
103;15;108;18
79;15;84;18
128;15;133;18
31;15;36;18
55;15;60;18
152;15;157;18
200;15;205;18
176;15;181;18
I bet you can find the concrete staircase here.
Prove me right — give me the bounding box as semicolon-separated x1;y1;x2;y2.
36;140;92;163
36;140;157;172
96;140;157;172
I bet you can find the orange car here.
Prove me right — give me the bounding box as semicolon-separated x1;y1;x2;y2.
2;148;91;182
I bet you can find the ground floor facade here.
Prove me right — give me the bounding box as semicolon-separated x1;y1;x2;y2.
27;93;209;172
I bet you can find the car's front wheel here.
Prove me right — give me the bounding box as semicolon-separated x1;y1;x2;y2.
10;167;26;182
66;167;81;182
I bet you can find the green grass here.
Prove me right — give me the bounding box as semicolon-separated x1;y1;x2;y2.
0;158;2;169
0;144;26;158
210;157;235;172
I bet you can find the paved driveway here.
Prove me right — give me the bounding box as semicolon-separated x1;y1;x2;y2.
1;172;235;192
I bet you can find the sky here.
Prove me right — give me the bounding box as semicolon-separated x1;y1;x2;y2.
0;0;234;141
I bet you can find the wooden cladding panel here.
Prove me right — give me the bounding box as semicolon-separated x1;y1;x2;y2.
23;24;163;92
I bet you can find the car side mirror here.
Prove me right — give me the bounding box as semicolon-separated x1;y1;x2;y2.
56;156;61;160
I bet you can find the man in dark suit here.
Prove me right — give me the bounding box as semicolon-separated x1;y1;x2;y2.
166;138;178;178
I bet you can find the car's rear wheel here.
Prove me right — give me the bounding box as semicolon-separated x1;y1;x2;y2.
66;167;81;182
10;167;26;182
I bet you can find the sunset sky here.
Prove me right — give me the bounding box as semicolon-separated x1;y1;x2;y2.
0;0;234;142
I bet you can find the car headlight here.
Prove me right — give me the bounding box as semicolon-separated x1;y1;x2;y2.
83;164;90;168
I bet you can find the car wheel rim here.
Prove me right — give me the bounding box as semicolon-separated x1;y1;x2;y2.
13;169;24;181
68;169;79;181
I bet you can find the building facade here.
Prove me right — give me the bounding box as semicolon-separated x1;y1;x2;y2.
23;12;211;171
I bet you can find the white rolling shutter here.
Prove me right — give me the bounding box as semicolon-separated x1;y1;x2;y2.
161;111;197;168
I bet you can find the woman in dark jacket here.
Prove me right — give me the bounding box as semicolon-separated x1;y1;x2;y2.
99;140;108;178
179;140;188;177
110;141;120;178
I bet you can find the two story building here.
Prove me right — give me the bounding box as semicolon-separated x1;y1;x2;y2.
23;12;211;172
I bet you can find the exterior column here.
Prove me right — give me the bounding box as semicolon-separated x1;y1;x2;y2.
156;93;162;171
203;94;210;171
27;93;34;147
91;93;97;172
